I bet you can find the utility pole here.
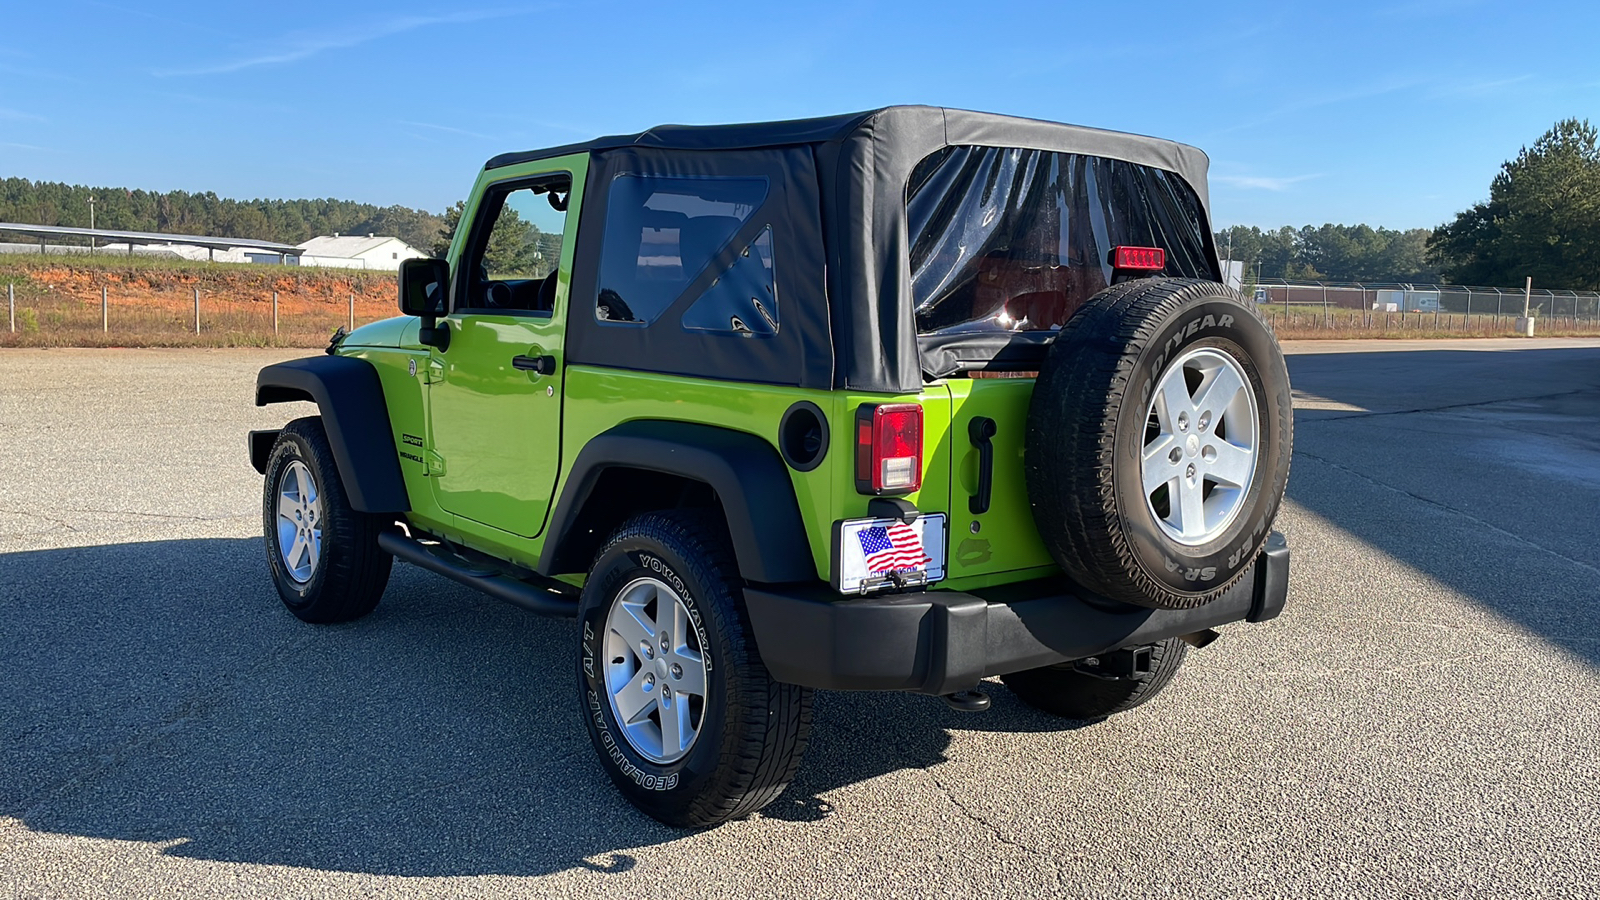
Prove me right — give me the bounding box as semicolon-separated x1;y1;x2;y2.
1224;231;1234;290
87;195;96;252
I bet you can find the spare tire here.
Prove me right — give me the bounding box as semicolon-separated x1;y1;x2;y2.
1025;278;1292;609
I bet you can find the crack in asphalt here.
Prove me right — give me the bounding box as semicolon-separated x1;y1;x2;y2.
1294;388;1595;424
0;508;80;531
928;770;1068;883
1290;448;1600;580
16;631;323;822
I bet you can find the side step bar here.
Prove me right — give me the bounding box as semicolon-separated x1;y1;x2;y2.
377;529;580;619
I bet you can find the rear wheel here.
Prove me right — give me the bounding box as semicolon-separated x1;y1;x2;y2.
262;417;392;623
577;511;813;828
1001;639;1188;720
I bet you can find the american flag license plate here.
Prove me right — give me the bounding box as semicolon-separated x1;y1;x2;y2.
835;514;947;595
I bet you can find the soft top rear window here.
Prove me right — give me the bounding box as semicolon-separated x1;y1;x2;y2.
907;146;1214;340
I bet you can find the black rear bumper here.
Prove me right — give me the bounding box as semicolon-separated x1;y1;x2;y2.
744;532;1289;695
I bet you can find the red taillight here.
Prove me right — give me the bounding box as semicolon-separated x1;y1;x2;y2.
855;403;922;494
1110;245;1166;271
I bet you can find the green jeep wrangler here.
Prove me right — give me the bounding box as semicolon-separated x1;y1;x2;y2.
249;106;1293;828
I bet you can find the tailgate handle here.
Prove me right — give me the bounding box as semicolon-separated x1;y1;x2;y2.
511;354;556;376
968;417;996;515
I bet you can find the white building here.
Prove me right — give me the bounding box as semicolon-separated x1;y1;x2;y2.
94;242;288;264
297;233;426;271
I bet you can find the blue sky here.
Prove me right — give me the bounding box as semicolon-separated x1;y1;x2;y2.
0;0;1595;230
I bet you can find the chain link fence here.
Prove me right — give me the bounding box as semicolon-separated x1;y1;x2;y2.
1251;279;1600;334
2;274;397;348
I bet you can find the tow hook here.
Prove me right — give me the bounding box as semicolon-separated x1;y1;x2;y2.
1073;646;1154;680
940;689;992;713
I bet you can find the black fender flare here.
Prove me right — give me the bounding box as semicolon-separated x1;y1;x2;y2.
254;355;409;514
539;420;815;584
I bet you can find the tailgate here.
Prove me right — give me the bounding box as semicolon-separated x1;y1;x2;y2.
942;377;1056;580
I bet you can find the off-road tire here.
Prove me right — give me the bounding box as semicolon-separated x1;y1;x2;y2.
1001;638;1188;720
577;511;813;828
1026;278;1292;609
262;416;392;623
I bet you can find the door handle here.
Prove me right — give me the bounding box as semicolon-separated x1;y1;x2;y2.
968;417;996;515
511;354;556;376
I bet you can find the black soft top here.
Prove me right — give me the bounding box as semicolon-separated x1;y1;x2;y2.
494;107;1217;393
486;106;1210;209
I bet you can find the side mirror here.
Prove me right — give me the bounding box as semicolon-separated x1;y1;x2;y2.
399;257;450;349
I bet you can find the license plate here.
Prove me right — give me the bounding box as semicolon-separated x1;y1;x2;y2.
835;514;947;595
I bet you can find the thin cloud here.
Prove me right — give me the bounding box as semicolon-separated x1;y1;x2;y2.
156;8;535;76
0;108;46;121
0;141;48;151
1213;173;1323;192
400;120;496;141
1202;77;1426;138
1429;74;1535;98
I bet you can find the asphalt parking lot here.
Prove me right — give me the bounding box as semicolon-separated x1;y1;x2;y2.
2;339;1598;899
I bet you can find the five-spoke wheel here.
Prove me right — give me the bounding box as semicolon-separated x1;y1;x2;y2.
1141;347;1259;546
275;460;323;583
577;511;814;827
602;576;710;764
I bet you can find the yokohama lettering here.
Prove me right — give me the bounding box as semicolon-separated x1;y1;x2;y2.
634;553;713;674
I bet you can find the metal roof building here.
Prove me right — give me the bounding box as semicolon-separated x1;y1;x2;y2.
0;223;304;262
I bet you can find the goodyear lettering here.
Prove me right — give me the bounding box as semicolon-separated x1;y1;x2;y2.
1183;566;1218;582
1140;313;1238;406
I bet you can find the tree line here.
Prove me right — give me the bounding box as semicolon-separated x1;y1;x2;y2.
0;177;446;256
1221;118;1600;290
1215;223;1437;284
1428;118;1599;291
0;177;565;274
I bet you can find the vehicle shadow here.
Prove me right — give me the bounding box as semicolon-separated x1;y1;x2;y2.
1283;345;1600;668
0;537;1078;877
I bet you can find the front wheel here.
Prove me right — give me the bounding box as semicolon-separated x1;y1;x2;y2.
262;417;392;623
577;511;813;828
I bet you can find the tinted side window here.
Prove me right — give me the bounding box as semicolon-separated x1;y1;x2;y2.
595;175;768;326
681;226;777;336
